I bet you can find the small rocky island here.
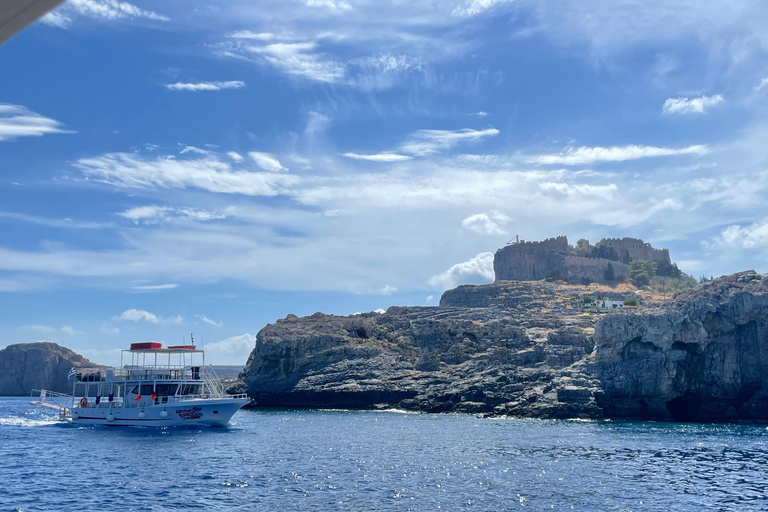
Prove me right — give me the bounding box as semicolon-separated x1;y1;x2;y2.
236;237;768;422
0;342;96;396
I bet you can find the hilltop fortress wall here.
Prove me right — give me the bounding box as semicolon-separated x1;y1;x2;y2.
494;236;667;284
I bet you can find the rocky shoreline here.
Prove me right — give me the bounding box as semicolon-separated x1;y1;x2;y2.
236;271;768;422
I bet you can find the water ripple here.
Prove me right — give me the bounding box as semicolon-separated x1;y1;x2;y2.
1;399;768;511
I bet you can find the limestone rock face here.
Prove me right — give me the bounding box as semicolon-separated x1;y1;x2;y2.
592;270;768;421
242;304;601;417
0;342;96;396
240;271;768;422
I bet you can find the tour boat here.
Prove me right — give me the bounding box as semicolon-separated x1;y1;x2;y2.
32;342;250;427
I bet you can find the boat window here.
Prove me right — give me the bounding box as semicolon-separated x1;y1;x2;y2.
179;384;202;395
154;384;178;396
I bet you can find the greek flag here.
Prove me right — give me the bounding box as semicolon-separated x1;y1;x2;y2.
67;367;76;380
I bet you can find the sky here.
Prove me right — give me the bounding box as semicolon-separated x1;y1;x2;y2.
1;0;768;366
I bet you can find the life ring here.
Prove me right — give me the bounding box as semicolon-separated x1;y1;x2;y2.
80;397;88;408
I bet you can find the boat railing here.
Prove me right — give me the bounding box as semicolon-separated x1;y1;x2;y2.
72;393;249;408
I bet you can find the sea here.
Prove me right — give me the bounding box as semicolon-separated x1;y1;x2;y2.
1;397;767;511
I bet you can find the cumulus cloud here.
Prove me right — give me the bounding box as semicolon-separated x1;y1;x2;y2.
530;144;707;165
0;104;73;142
74;152;298;196
196;314;223;328
165;81;245;91
461;211;511;235
400;128;500;156
373;285;397;295
112;309;183;325
249;152;286;172
342;152;413;162
114;309;159;323
227;151;244;163
41;0;169;28
202;333;255;365
428;252;495;290
712;221;768;249
662;95;724;115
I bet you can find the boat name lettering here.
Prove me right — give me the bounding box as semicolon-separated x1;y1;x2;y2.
176;407;203;420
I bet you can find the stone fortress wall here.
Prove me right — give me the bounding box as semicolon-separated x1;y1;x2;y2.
594;237;670;265
494;236;669;285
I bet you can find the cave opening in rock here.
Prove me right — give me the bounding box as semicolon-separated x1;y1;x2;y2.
666;389;702;421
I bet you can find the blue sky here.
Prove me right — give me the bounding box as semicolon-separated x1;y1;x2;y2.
2;0;768;365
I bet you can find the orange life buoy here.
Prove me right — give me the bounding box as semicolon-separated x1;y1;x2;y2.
80;397;88;408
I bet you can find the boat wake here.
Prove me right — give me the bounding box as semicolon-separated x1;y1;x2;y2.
0;414;61;428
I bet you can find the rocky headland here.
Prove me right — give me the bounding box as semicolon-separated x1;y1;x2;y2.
0;342;96;396
237;252;768;421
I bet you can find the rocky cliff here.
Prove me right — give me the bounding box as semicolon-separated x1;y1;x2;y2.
239;271;768;422
593;270;768;421
0;342;96;396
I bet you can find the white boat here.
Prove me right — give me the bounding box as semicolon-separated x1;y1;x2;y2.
32;342;250;427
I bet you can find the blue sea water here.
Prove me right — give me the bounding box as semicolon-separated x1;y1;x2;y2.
1;397;768;511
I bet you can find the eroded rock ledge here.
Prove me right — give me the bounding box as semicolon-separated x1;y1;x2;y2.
239;272;768;422
0;342;96;396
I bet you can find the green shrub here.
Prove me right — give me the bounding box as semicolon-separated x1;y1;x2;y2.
623;298;638;306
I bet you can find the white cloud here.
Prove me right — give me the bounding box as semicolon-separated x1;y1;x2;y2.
227;31;275;41
373;285;397;295
227;151;244;163
20;325;57;334
101;326;120;334
41;0;169;28
118;205;226;224
530;144;707;165
470;111;489;117
19;325;81;336
342;152;413;162
305;0;352;10
118;205;172;224
453;0;514;17
202;333;255;365
426;295;434;302
74;152;298;196
712;221;768;249
249;152;286;172
400;128;500;156
114;309;159;323
662;95;724;115
243;42;346;83
132;284;179;290
165;81;245;91
428;252;495;290
0;104;73;142
539;182;618;198
196;314;223;328
461;211;511;235
755;78;768;92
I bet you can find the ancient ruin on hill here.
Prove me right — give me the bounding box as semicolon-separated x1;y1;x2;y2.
493;236;671;285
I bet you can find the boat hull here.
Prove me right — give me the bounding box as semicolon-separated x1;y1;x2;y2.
71;398;250;427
